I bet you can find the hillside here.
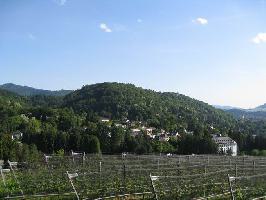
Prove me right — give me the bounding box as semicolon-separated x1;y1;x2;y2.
253;103;266;112
0;88;26;106
0;83;72;96
214;105;242;110
222;102;266;120
64;82;236;133
1;82;266;158
216;103;266;121
0;88;20;100
227;109;266;121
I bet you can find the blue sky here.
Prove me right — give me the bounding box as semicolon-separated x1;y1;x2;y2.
0;0;266;108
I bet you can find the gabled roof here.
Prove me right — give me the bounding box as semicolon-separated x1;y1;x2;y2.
212;136;236;145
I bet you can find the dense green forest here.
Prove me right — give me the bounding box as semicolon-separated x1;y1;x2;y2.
227;108;266;120
1;82;266;162
0;83;72;96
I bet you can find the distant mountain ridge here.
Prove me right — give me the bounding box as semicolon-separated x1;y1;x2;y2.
252;103;266;112
0;83;72;96
216;103;266;120
0;81;237;134
2;82;266;121
213;105;243;110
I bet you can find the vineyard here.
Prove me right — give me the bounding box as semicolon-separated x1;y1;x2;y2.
0;154;266;200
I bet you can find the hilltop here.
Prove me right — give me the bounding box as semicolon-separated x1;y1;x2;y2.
64;82;236;133
0;82;266;159
0;83;72;96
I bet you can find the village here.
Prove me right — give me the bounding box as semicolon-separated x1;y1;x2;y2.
100;117;238;156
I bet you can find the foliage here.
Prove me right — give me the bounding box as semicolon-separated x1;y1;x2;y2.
1;82;266;159
64;83;236;133
0;155;266;199
0;83;72;96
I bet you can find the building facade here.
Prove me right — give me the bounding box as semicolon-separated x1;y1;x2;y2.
212;135;237;156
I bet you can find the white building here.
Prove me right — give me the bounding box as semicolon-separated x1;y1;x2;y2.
131;128;141;137
212;135;237;156
11;131;23;141
100;117;110;123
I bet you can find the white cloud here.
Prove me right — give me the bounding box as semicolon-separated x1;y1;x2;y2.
28;33;36;40
60;0;67;5
193;17;208;25
54;0;67;6
137;19;143;23
252;33;266;44
99;23;112;33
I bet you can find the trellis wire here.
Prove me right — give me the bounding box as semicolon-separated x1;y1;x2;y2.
1;154;266;199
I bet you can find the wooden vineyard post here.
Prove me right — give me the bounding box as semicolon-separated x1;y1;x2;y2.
0;167;8;198
44;154;52;169
157;159;160;170
66;171;80;200
204;165;207;175
227;174;235;200
99;161;102;174
99;161;102;193
149;174;159;200
253;160;256;174
204;165;207;197
71;150;75;164
123;164;126;196
44;154;53;177
8;161;24;198
235;164;237;185
83;152;86;165
242;156;245;174
0;167;6;187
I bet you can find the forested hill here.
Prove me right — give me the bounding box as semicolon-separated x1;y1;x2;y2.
64;82;236;133
226;109;266;121
0;88;26;106
0;88;20;100
253;103;266;112
1;82;266;161
0;83;72;96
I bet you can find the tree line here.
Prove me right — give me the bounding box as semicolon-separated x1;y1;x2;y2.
1;83;266;161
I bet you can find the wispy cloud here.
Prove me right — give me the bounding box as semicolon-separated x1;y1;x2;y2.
54;0;67;6
28;33;36;40
252;33;266;44
192;17;208;25
137;19;143;23
99;23;112;33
